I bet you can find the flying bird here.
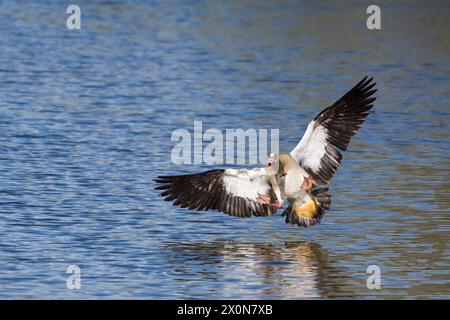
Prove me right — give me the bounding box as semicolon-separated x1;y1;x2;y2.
155;76;376;227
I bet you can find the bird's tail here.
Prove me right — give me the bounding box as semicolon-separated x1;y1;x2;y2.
282;188;331;228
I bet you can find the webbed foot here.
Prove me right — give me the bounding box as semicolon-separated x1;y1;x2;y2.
301;176;314;191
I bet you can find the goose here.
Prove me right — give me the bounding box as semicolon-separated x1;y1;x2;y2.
154;76;376;227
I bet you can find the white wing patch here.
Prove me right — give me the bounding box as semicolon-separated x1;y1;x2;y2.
290;121;328;173
223;168;271;200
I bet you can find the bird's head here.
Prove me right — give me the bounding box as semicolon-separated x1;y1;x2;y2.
265;153;280;175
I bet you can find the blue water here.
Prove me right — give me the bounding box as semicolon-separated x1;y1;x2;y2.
0;1;449;299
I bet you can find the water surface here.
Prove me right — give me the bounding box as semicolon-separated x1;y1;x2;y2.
0;1;448;299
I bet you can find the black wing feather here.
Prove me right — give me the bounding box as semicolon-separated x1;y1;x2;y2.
307;76;376;184
314;76;377;151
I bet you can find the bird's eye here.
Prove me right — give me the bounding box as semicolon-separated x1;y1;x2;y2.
268;162;272;167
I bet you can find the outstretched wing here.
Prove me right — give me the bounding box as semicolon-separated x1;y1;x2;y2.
290;76;376;185
154;168;278;218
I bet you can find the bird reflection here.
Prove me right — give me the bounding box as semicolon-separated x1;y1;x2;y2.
162;240;345;298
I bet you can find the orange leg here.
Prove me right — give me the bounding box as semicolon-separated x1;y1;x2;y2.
257;193;283;208
301;176;314;191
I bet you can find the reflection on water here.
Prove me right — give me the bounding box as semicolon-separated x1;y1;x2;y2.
0;1;448;298
163;240;344;299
